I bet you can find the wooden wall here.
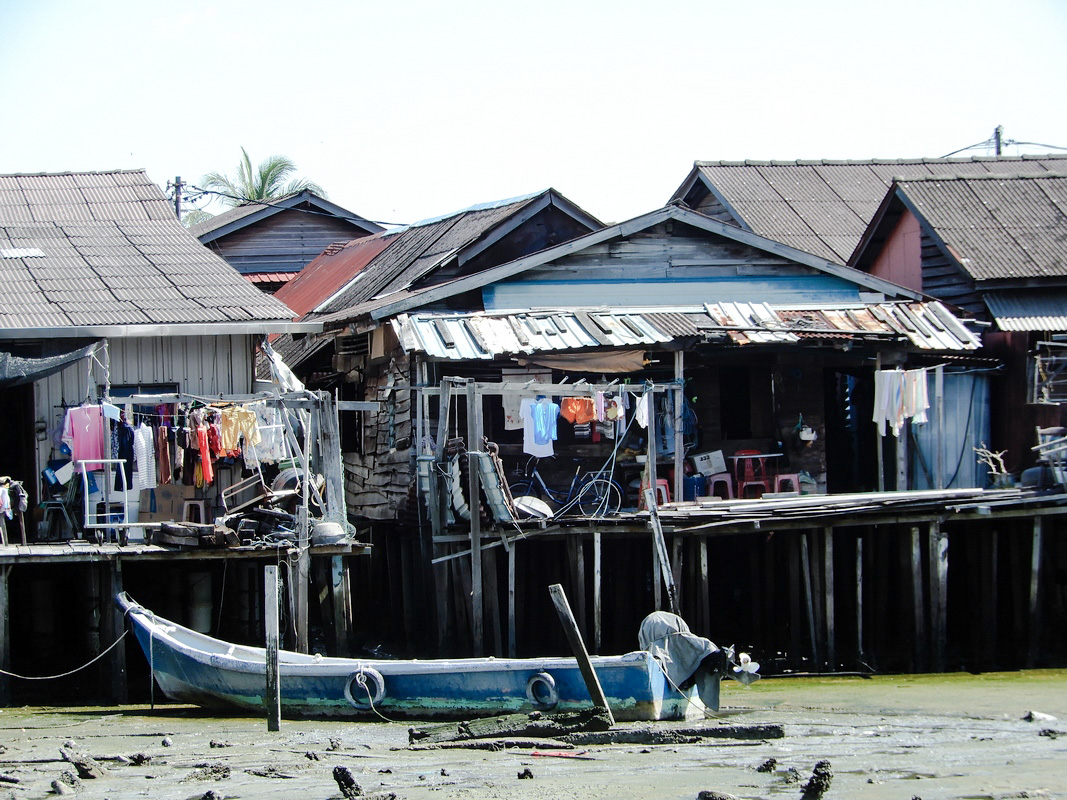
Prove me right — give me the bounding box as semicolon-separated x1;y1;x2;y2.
206;209;367;276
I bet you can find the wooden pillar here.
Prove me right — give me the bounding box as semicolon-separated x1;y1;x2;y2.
593;531;602;654
856;531;865;666
673;352;684;504
102;560;127;702
484;546;502;657
1027;517;1044;667
809;531;825;668
651;535;662;611
671;536;683;616
875;354;884;492
823;527;835;671
434;544;451;655
548;584;614;724
567;536;587;638
0;566;10;706
465;381;483;655
910;525;926;671
800;532;819;668
788;533;803;663
331;557;352;656
927;522;947;672
508;540;517;657
935;365;945;489
698;537;710;635
264;564;281;731
984;529;999;668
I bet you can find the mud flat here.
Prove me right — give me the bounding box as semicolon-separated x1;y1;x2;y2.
0;670;1064;799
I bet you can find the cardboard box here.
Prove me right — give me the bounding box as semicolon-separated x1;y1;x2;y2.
691;450;727;476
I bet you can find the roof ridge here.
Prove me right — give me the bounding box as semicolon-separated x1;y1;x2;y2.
693;154;1067;168
402;190;547;230
895;171;1067;183
0;168;149;178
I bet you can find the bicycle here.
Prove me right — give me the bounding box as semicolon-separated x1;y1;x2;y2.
508;455;624;516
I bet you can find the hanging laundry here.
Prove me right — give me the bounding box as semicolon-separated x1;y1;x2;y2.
594;391;605;422
156;424;172;485
113;421;134;490
873;368;930;438
219;405;262;450
635;392;651;429
196;424;214;486
502;392;524;431
519;397;557;457
245;405;287;465
133;422;157;491
62;405;107;469
560;396;595;425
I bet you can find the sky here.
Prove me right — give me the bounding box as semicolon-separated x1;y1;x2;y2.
2;0;1066;227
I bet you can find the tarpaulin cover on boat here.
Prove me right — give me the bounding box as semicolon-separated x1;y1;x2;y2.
638;610;727;711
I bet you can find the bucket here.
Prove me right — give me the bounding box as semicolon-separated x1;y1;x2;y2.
683;475;704;501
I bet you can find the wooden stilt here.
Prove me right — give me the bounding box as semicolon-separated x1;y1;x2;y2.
567;536;587;637
788;534;803;663
809;531;825;668
929;522;947;672
645;489;678;615
593;530;602;654
800;532;819;668
1027;517;1044;667
435;542;450;656
331;556;352;656
508;539;517;658
484;545;502;656
856;531;865;666
265;564;281;732
651;533;662;611
823;527;835;671
985;529;999;668
465;381;483;655
103;561;127;703
0;566;10;706
698;537;709;636
910;525;926;671
671;535;683;616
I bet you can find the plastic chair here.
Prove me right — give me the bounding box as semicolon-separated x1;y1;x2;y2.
734;450;772;499
639;479;672;509
774;473;801;493
40;478;81;540
705;472;734;499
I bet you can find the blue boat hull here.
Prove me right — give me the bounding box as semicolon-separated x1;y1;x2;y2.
117;594;704;721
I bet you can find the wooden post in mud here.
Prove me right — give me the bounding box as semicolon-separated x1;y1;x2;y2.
265;565;281;732
1027;517;1043;667
823;527;835;670
465;381;484;656
855;531;865;665
508;541;517;657
103;561;127;703
800;532;819;667
929;522;948;672
910;525;927;672
0;566;9;706
549;583;614;725
593;530;602;653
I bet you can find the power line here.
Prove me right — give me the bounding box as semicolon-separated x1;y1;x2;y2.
940;125;1067;158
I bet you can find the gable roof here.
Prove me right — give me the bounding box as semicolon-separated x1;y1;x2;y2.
0;169;313;337
301;189;603;319
850;173;1067;332
319;204;923;328
189;190;383;242
670;155;1067;264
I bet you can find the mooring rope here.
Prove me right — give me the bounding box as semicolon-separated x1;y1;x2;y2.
0;628;129;680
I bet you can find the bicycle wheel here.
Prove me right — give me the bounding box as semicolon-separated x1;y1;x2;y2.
577;478;622;516
508;479;535;498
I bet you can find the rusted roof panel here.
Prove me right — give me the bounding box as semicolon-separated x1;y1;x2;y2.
395;300;978;360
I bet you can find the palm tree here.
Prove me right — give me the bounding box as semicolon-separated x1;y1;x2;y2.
200;147;326;208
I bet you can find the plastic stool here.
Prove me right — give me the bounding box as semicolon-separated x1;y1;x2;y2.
774;473;801;493
705;472;734;499
654;479;671;504
182;499;209;524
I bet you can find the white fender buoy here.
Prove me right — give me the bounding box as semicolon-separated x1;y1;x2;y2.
525;671;559;710
344;667;386;709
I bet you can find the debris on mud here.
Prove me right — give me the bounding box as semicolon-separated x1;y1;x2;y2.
59;746;107;779
180;763;231;783
333;764;362;798
696;792;739;800
517;767;534;779
1023;710;1057;723
800;759;833;799
408;708;612;744
563;723;784;746
756;757;777;772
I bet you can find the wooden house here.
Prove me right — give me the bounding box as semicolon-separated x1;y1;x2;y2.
190;190;383;293
302;201;1065;678
849;172;1067;477
0;170;364;705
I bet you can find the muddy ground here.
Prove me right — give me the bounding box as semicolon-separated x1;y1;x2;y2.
1;670;1064;800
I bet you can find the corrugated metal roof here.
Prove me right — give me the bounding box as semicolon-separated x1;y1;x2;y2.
395;300;979;360
274;232;393;318
0;170;297;331
680;156;1067;263
985;291;1067;331
895;174;1067;282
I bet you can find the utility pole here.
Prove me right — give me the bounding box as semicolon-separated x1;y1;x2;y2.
994;126;1003;156
172;176;183;219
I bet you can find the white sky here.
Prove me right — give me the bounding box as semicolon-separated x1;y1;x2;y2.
2;0;1065;226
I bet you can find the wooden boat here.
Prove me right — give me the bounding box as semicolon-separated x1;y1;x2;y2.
117;594;751;721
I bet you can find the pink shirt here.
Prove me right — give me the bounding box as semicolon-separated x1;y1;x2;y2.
62;405;107;470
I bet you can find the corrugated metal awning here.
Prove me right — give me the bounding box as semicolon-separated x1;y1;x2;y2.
986;291;1067;332
392;300;980;360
